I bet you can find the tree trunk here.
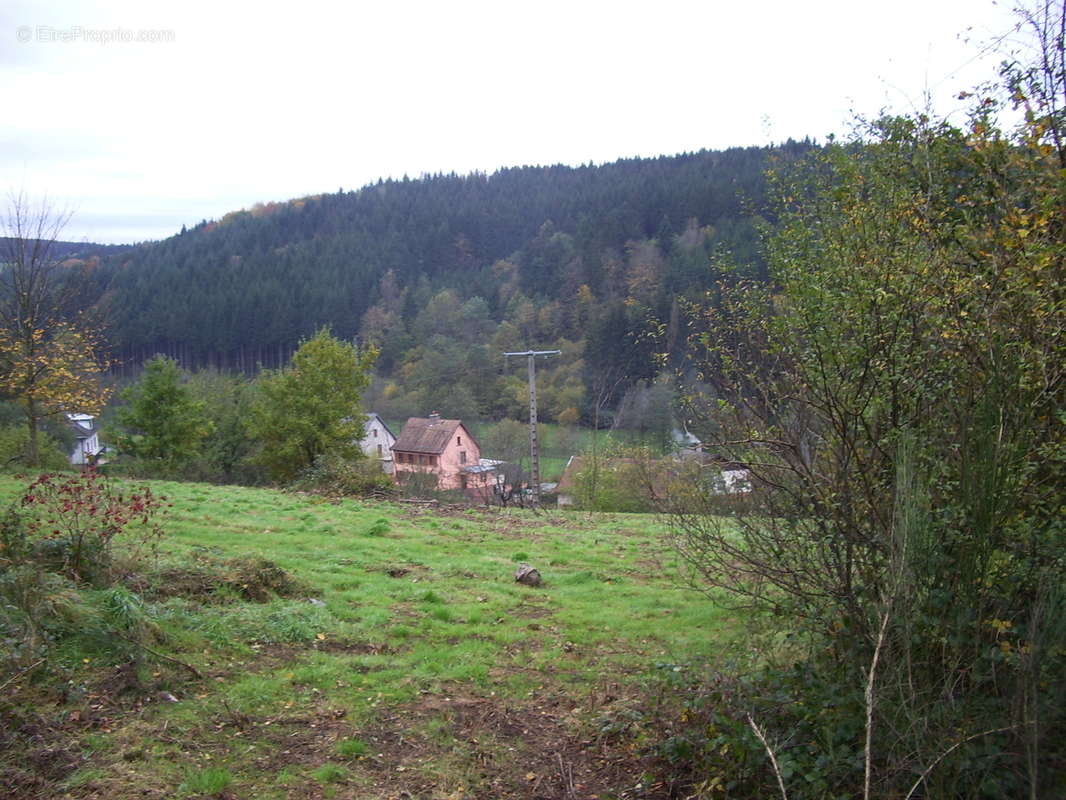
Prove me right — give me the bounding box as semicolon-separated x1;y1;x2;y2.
26;397;39;468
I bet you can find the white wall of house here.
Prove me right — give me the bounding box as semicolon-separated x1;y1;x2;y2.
360;413;396;473
71;432;100;465
67;413;101;465
718;468;753;494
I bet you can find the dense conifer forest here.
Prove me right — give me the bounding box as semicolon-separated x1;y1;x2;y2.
89;142;813;422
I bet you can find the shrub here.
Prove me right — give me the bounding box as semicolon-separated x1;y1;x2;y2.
668;33;1066;795
17;469;167;585
0;564;83;667
571;444;657;513
0;423;69;470
292;453;395;498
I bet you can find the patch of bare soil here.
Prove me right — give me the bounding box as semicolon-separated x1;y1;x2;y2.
377;562;432;579
1;685;688;800
511;598;555;619
346;690;680;800
0;688;134;799
204;691;681;799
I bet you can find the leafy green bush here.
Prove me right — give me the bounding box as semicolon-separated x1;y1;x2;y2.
668;34;1066;796
292;453;395;498
247;328;376;482
0;564;83;667
0;423;69;470
115;355;212;473
570;444;656;513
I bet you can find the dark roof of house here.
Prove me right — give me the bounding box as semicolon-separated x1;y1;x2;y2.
67;413;96;438
393;417;477;455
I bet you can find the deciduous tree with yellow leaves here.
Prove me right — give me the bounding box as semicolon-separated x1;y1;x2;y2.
0;193;111;466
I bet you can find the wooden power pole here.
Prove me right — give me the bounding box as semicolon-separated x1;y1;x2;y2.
504;349;560;507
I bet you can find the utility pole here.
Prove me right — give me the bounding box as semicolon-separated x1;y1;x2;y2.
504;349;560;507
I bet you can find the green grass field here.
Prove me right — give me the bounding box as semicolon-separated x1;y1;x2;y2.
0;475;736;799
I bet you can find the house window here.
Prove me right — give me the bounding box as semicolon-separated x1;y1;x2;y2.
457;436;462;446
459;450;466;464
373;429;378;438
377;444;382;456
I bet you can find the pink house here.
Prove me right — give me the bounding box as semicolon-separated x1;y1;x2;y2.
392;414;489;494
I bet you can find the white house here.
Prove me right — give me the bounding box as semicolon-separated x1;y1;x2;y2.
672;425;703;458
360;413;396;473
715;467;753;494
67;413;103;466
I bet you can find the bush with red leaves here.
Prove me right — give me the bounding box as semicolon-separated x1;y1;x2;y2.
19;469;167;584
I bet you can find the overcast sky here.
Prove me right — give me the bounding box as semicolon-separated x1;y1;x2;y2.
2;0;1020;244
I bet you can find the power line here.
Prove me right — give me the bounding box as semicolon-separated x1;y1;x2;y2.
504;349;560;507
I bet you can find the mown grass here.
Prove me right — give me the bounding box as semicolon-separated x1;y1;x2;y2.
0;473;737;799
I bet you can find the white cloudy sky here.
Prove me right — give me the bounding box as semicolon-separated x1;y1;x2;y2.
2;0;1020;244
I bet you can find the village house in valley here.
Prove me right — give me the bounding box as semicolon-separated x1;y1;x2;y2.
67;413;103;466
392;413;494;496
359;412;396;473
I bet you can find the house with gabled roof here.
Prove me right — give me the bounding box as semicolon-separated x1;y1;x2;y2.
392;413;491;494
359;412;397;473
67;413;103;466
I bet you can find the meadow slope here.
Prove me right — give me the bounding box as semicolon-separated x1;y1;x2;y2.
0;476;737;800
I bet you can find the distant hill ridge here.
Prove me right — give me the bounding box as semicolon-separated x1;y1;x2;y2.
0;237;133;262
92;142;814;376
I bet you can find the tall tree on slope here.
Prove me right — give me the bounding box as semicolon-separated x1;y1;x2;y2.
0;192;110;466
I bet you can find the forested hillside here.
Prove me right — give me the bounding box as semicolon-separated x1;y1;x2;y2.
0;239;133;261
96;142;813;422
